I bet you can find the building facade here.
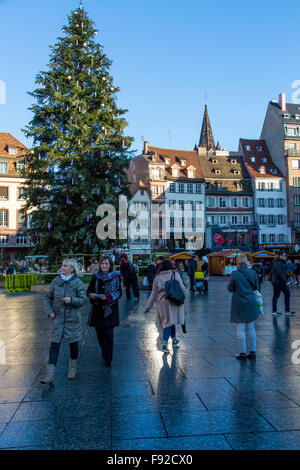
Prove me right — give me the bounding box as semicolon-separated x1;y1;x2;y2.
239;138;290;246
197;107;257;251
261;93;300;243
127;142;206;253
0;133;29;264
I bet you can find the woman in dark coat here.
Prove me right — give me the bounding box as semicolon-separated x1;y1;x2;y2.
87;255;121;367
227;254;259;360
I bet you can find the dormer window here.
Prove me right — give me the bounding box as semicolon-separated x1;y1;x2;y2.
245;145;251;151
250;156;256;162
165;158;170;165
284;113;290;119
259;166;266;174
231;159;237;164
8;147;17;156
215;169;221;175
233;170;240;175
187;165;196;178
172;168;179;177
256;145;262;152
212;159;218;164
262;157;267;163
295;114;300;120
180;159;186;166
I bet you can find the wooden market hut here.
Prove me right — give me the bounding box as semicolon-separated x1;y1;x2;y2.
249;251;277;264
207;250;250;276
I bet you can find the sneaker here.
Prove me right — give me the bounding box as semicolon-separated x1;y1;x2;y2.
286;311;296;316
236;353;247;360
272;311;281;317
172;338;180;346
162;344;170;353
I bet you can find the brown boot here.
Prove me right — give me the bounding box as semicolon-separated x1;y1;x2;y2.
41;364;55;384
67;359;77;379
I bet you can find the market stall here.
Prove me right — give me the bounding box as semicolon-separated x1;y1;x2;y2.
207;250;250;276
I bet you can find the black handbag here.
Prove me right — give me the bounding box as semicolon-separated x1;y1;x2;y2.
165;271;185;306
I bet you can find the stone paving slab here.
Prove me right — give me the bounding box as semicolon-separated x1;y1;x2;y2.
0;278;300;450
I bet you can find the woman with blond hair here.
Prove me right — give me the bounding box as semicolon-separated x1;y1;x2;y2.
41;259;86;384
227;254;259;360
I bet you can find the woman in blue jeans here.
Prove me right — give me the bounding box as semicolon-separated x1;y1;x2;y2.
227;254;260;360
144;260;186;354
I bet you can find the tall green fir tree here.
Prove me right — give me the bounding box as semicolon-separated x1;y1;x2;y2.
21;3;134;262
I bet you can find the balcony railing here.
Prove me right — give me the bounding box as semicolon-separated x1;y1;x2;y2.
286;148;300;156
292;221;300;228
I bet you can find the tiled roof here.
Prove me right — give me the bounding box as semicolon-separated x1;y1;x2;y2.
239;138;283;178
0;133;27;157
144;145;204;180
270;101;300;124
198;151;253;194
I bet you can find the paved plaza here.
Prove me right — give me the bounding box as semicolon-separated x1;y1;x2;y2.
0;277;300;450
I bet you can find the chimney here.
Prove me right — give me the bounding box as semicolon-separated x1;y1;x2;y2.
197;145;206;156
279;93;286;111
143;141;149;154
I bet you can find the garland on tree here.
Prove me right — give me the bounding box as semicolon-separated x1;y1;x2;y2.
20;3;134;262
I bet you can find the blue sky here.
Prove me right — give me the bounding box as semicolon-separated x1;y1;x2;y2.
0;0;300;154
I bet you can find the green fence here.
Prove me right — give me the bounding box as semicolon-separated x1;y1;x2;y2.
4;274;39;293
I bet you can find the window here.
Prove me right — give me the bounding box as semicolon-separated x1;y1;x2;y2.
18;187;26;200
17;211;27;228
196;184;202;194
212;159;218;164
158;186;164;195
172;168;179;177
180;160;186;166
215;169;221;175
165;158;170;165
267;182;274;191
262;157;267;163
169;183;176;193
0;187;8;200
236;182;242;190
178;184;185;193
295;196;300;205
187;170;195;178
187;184;193;193
219;215;226;224
8;148;17;155
152;186;157;195
207;197;215;207
258;182;265;191
245;145;251;151
231;197;237;207
231;159;237;164
256;145;262;152
259;166;266;174
242;198;249;207
207;216;214;224
233;170;240;175
232;216;238;224
259;215;266;224
268;215;275;225
251;156;256;162
0;235;9;245
0;209;8;227
16;236;27;245
258;198;265;207
278;215;285;224
243;216;249;224
261;234;266;243
269;234;275;243
16;162;25;170
170;217;174;228
293;178;300;187
278;234;284;243
292;160;299;169
217;182;222;190
295;213;300;222
267;198;274;208
287;127;297;136
0;162;8;173
152;167;161;180
219;198;226;208
277;199;285;208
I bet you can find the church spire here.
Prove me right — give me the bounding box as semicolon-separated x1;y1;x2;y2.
199;105;215;150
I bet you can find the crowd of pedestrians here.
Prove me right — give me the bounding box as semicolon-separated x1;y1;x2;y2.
40;249;297;383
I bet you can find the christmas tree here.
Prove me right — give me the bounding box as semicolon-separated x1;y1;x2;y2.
21;2;133;262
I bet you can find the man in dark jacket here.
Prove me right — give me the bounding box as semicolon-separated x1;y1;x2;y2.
271;251;295;317
120;259;139;300
187;256;197;292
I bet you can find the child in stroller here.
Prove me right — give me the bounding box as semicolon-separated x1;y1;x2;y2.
194;271;205;294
